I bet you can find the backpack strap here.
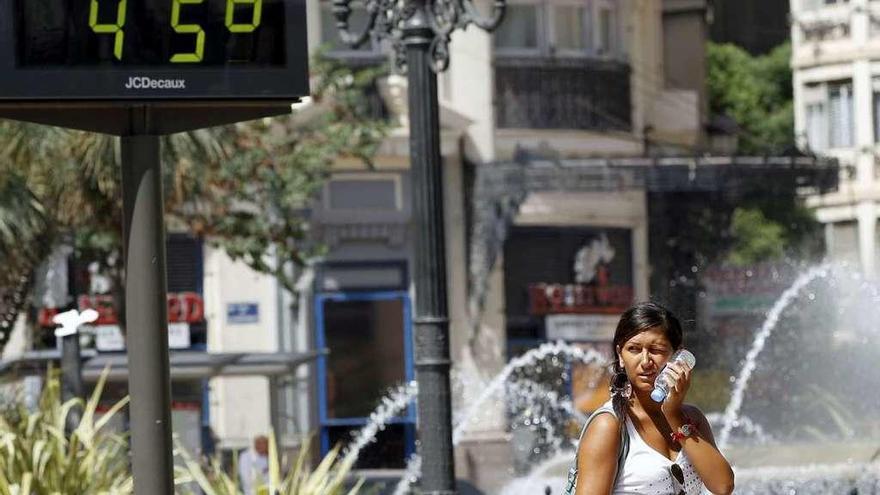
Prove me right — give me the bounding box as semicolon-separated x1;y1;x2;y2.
564;404;630;494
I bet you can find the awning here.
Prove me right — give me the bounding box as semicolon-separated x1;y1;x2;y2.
0;349;325;382
466;154;841;332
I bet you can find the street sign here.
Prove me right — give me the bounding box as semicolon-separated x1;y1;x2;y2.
545;314;617;342
0;0;308;100
226;302;259;324
92;322;191;351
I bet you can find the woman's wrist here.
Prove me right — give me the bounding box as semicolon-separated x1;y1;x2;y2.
662;407;685;425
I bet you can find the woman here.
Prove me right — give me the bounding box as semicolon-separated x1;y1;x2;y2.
575;302;734;495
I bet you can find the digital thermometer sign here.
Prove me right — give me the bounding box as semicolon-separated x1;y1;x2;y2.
0;0;309;100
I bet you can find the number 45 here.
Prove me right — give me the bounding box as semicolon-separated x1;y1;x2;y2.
89;0;264;62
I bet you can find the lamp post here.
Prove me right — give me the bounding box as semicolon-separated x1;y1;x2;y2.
332;1;505;493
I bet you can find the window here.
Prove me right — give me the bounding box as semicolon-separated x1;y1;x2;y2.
493;4;541;53
871;15;880;38
324;175;402;211
596;1;615;54
828;82;854;148
804;80;854;151
830;221;858;266
801;20;850;42
806;102;828;151
873;78;880;144
494;0;619;58
801;0;849;8
554;5;588;52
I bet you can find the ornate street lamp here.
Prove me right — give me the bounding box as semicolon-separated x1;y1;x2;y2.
332;0;506;493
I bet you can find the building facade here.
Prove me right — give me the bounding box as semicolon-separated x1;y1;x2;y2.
0;0;843;492
792;0;880;276
294;0;710;489
217;0;832;489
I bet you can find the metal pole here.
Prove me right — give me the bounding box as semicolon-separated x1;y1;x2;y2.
268;376;282;441
404;4;456;493
120;131;175;494
60;333;83;428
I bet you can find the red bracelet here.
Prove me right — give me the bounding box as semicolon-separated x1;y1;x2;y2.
670;418;697;443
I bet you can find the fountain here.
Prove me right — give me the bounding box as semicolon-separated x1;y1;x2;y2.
717;264;831;447
342;262;880;494
340;381;418;468
716;263;880;493
341;342;606;494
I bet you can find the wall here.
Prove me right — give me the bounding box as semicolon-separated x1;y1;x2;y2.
204;247;280;449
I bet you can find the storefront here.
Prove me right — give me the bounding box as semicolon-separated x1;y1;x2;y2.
503;225;635;414
27;233;211;454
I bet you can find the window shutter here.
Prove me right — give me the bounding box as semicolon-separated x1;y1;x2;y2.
807;103;827;151
829;82;853;148
166;234;203;294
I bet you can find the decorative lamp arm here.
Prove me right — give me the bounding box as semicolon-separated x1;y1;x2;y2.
331;0;508;73
332;0;379;48
462;0;507;31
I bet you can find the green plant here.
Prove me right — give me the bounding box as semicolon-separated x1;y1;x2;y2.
175;433;363;495
0;368;132;494
0;367;364;494
727;207;785;266
707;42;794;154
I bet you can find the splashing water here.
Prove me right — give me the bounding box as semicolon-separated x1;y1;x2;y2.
717;264;830;448
341;381;418;467
339;263;880;494
507;378;589;425
504;379;586;458
393;374;592;495
734;461;880;494
452;341;605;445
392;454;421;495
499;450;574;495
389;341;605;494
705;413;770;444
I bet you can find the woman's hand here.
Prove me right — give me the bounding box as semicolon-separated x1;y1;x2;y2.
660;361;691;421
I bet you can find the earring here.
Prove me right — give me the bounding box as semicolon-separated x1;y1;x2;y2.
610;368;632;399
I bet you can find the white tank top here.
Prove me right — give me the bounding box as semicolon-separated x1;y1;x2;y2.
612;412;705;495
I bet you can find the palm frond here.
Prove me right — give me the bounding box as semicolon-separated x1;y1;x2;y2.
0;368;132;494
0;175;47;259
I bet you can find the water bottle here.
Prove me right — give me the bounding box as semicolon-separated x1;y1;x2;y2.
650;349;696;403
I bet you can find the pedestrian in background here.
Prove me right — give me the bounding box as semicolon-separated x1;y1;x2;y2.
239;435;270;495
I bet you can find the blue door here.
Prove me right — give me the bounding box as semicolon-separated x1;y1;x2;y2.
315;291;415;468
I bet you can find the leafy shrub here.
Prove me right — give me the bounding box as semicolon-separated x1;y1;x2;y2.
0;369;361;495
175;433;363;495
0;368;132;494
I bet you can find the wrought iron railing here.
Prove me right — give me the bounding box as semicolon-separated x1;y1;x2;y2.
494;57;631;131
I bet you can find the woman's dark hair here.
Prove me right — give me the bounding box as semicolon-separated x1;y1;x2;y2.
610;301;684;421
612;301;684;355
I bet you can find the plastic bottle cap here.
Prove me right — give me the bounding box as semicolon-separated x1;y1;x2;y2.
650;388;666;403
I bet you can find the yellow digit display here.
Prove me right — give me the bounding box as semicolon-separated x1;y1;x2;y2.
170;0;206;63
89;0;127;60
225;0;263;33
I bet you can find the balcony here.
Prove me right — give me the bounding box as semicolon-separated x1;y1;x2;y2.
494;57;631;132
